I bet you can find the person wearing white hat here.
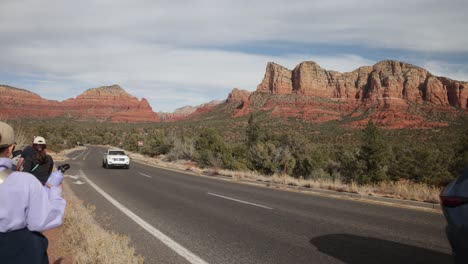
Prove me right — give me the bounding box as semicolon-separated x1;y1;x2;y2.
23;136;54;185
0;121;66;264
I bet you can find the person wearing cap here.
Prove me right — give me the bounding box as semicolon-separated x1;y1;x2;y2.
23;136;54;185
0;122;66;264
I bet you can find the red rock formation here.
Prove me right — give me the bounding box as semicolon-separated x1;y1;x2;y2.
159;100;223;122
254;60;468;108
236;60;468;128
292;61;338;97
226;88;251;103
0;85;63;119
0;84;160;122
257;62;293;94
111;98;160;123
187;100;222;118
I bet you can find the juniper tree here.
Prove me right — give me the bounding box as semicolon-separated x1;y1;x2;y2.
356;121;390;184
246;114;261;146
452;128;468;175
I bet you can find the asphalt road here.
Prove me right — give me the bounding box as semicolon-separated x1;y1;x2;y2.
66;146;453;264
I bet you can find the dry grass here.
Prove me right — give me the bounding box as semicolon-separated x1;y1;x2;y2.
59;183;144;264
123;148;442;204
372;180;441;204
11;124;30;148
217;170;441;204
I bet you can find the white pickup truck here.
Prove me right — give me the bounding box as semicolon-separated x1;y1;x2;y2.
103;149;130;169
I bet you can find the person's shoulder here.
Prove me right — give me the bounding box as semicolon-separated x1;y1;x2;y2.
21;146;34;157
23;146;33;152
9;171;40;184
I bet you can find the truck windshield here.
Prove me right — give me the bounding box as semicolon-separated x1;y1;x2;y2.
109;151;126;155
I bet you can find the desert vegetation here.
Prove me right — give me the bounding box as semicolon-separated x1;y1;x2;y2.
9;113;468;203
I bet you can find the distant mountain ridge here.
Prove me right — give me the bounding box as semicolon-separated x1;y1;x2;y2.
0;84;160;122
1;60;466;127
159;100;223;121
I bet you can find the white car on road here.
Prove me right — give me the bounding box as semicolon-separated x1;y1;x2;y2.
103;149;130;169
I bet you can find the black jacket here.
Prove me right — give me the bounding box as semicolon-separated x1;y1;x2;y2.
23;155;54;185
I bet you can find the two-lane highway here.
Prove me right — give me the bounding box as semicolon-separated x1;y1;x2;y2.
66;146;452;263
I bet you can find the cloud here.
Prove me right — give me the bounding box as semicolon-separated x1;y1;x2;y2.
0;38;376;111
0;0;467;111
421;61;468;82
2;0;467;52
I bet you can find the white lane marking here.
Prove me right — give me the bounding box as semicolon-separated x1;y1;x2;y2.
207;193;273;210
66;175;80;180
79;170;209;264
82;150;91;160
72;148;88;160
139;173;152;178
72;180;85;185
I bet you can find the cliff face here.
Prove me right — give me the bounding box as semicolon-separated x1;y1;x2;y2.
226;88;251;103
257;63;293;94
110;98;160;123
256;60;468;108
240;60;468;128
0;84;160;122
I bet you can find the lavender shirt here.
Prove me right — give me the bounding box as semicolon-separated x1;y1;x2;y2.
0;158;66;232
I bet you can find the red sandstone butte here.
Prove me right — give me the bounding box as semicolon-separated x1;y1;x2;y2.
0;84;160;123
236;60;468;128
227;88;251;103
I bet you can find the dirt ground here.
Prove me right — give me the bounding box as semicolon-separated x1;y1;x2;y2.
44;227;72;264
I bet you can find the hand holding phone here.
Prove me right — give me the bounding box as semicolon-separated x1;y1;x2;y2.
46;164;70;187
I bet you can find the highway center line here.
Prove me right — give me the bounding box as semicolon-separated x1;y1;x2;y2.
79;170;209;264
139;173;152;178
207;192;273;210
72;148;88;160
82;150;91;160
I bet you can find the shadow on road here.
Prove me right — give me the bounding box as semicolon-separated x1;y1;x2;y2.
310;234;452;264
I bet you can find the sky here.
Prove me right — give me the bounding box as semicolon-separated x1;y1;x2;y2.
1;0;467;112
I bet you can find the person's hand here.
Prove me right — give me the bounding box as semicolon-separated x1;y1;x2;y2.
46;171;64;187
46;183;62;189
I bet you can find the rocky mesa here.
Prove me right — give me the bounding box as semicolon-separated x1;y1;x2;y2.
234;60;467;128
0;84;160;122
0;85;63;120
255;60;467;108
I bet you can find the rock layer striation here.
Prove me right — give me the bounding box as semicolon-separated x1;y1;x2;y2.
239;60;468;128
256;60;467;108
0;84;160;122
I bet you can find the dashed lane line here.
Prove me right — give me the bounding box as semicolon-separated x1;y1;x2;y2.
207;192;273;210
139;173;152;178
